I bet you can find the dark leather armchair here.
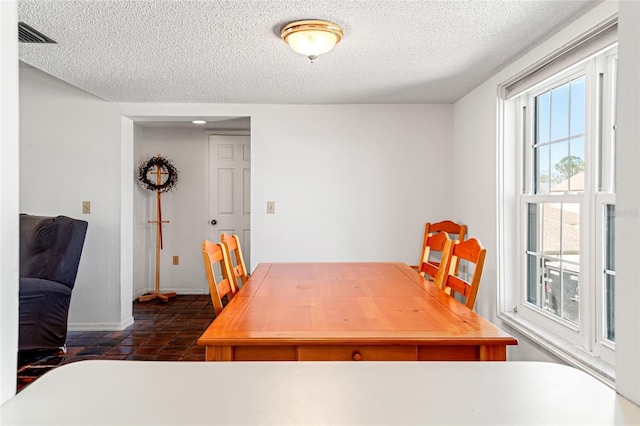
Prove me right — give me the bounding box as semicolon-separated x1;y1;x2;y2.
19;214;88;352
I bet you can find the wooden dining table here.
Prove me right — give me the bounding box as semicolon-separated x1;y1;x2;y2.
197;262;517;361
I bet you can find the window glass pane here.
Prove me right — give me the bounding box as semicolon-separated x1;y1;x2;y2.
605;204;615;342
526;203;540;305
568;137;585;192
542;258;580;324
550;83;570;141
537;92;551;144
542;202;580;264
559;204;580;260
527;203;540;252
606;205;615;270
535;144;550;194
526;254;539;305
611;59;617;193
526;203;580;325
550;141;570;191
606;274;615;341
563;268;580;324
570;76;586;136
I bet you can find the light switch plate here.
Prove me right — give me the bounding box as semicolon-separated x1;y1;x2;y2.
267;201;275;214
82;201;91;214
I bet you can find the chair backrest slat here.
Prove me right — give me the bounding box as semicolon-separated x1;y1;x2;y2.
429;220;467;237
418;220;467;275
220;233;249;289
202;240;237;315
418;231;453;289
442;238;486;309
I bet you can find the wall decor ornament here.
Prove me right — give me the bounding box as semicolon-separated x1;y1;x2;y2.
137;155;179;192
137;154;178;303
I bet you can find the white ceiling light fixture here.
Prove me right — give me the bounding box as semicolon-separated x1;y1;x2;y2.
192;120;206;124
280;20;343;63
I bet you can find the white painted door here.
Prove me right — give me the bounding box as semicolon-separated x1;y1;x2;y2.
208;134;251;272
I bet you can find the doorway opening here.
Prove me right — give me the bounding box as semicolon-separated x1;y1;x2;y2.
130;117;251;304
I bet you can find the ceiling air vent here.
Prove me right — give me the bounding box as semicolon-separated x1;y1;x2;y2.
18;22;56;44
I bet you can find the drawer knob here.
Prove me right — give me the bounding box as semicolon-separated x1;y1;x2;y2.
352;351;362;361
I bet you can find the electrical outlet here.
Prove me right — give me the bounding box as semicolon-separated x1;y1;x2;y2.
82;201;91;214
267;201;275;214
173;256;179;265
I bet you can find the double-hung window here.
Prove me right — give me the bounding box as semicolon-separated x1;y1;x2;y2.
500;38;617;381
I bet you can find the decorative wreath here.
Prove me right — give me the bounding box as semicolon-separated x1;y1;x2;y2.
136;155;179;193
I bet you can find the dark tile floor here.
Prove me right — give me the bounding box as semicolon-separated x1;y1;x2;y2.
17;294;215;392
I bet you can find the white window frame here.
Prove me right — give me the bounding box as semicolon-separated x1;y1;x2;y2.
517;63;592;345
498;42;618;386
593;49;618;359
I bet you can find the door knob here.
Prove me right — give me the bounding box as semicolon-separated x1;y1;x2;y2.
210;219;217;225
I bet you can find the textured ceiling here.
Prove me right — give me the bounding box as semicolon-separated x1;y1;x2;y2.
18;0;601;104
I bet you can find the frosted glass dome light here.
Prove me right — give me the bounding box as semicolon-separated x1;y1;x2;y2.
281;20;344;63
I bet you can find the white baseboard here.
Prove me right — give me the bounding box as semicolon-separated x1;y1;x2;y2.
68;315;134;332
132;288;146;300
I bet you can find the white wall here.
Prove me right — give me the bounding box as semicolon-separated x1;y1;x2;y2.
132;123;148;298
119;118;134;326
0;0;20;405
251;105;453;265
19;67;128;330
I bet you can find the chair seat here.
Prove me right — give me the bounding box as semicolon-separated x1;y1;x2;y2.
19;278;73;352
20;277;73;295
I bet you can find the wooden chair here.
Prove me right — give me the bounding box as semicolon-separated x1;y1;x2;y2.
202;240;237;315
441;238;486;309
414;220;467;273
417;231;453;289
220;233;249;289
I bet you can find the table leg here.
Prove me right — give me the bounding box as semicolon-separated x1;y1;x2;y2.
205;346;233;361
479;345;507;361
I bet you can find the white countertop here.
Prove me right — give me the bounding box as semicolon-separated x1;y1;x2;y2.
1;360;639;425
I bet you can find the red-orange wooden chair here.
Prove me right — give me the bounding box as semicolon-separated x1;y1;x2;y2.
417;231;454;289
202;240;237;315
413;220;467;274
441;238;486;309
220;233;249;290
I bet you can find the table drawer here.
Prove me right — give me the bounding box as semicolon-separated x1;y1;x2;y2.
298;345;417;361
233;346;297;361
